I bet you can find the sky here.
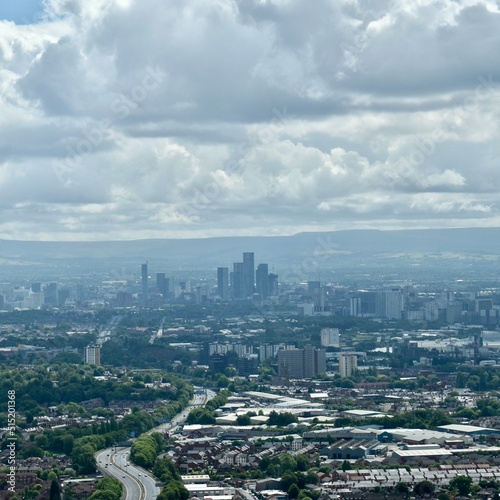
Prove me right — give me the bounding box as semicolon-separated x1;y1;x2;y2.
0;0;500;241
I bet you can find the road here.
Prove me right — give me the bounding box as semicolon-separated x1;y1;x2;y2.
97;315;122;344
149;316;165;344
95;387;214;500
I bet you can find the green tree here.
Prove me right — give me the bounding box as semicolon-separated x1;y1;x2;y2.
288;484;300;499
413;480;435;497
449;475;473;496
49;479;61;500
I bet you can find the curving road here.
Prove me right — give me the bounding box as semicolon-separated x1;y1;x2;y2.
95;388;214;500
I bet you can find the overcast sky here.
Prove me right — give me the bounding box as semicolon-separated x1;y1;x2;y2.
0;0;499;241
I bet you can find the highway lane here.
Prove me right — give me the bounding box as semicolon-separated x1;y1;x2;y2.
96;448;144;499
97;315;123;344
95;388;214;500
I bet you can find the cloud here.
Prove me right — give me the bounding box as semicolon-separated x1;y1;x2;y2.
0;0;500;240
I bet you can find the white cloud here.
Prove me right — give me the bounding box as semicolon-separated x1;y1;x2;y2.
0;0;500;240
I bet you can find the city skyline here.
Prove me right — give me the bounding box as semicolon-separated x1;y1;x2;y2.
0;1;499;241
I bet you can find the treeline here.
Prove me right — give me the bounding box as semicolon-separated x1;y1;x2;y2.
130;433;163;468
186;389;230;425
0;364;192;420
456;367;500;391
156;458;189;500
131;441;189;500
89;477;123;500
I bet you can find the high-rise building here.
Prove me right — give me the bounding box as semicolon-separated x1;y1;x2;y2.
242;252;255;298
44;283;58;306
31;283;42;293
268;273;279;296
339;353;357;378
256;263;269;298
277;346;326;378
58;289;70;307
350;297;362;316
217;267;229;299
156;273;169;299
277;348;304;378
321;328;340;347
232;262;244;299
0;294;4;310
117;291;133;307
85;345;101;366
376;289;403;319
141;263;148;306
23;292;44;309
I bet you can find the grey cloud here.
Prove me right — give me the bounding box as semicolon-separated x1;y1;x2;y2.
1;0;500;240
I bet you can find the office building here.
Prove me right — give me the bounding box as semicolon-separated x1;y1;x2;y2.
242;252;255;298
376;289;403;319
23;292;44;309
85;345;101;366
58;289;70;307
268;273;279;297
232;262;244;299
141;263;148;306
217;267;229;299
238;355;259;377
44;283;58;306
117;291;133;307
256;263;269;298
350;297;362;316
277;346;326;378
156;273;169;299
339;353;357;378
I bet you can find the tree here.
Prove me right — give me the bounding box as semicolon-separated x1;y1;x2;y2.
157;481;189;500
449;475;473;496
413;480;435;497
437;493;450;500
339;460;351;471
287;484;300;499
49;479;61;500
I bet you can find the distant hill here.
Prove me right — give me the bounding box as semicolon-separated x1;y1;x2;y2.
1;228;500;273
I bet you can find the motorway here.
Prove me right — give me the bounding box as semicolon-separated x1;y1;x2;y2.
95;388;214;500
97;315;123;344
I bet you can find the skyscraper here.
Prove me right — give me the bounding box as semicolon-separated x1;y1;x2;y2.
232;262;244;299
256;263;269;298
141;263;148;306
156;273;169;299
268;273;279;297
242;252;255;298
44;283;58;306
217;267;229;299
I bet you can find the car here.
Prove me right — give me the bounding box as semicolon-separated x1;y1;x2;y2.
138;473;141;476
123;475;126;478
